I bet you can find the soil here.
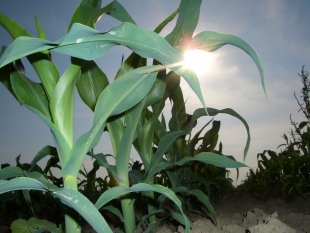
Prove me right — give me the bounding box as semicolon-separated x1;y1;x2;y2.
158;192;310;233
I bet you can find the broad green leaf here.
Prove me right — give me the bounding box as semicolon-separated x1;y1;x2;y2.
23;171;58;190
94;183;190;233
24;105;71;167
0;12;59;98
190;189;217;225
76;60;109;111
10;60;51;120
190;31;266;96
0;177;52;194
165;0;202;48
0;166;24;180
29;145;58;172
0;36;56;67
52;188;113;233
62;66;158;177
11;219;36;233
28;217;58;231
0;22;207;111
50;63;81;148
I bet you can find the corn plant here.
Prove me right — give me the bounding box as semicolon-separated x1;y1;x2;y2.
239;67;310;201
0;0;265;232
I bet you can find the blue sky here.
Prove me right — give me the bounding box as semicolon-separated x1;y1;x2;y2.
0;1;309;185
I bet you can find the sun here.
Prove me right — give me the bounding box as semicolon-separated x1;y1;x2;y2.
183;49;212;76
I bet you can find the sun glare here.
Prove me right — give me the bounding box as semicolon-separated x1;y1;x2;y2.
184;49;212;76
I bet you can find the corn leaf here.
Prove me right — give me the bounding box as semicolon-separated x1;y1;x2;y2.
0;59;17;100
10;60;51;120
0;166;24;180
190;31;266;96
50;63;81;148
62;66;158;177
0;13;59;98
144;152;247;183
76;60;109;111
184;108;250;161
29;145;58;172
115;100;145;180
53;188;113;233
24;105;71;167
165;0;202;48
94;183;191;233
190;189;217;225
0;22;207;111
175;152;247;168
0;177;56;193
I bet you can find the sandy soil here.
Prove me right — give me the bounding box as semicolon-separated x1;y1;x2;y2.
158;192;310;233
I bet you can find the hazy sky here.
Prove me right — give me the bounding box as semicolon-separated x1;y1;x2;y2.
0;1;309;185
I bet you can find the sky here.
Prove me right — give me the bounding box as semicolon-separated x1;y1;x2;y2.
0;1;309;185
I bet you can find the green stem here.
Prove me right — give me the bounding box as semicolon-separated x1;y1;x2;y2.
120;194;136;233
63;175;81;233
147;179;156;231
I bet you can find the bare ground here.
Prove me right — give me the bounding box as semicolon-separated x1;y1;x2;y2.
159;192;310;233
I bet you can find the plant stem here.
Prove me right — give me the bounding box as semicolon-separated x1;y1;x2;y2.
64;175;81;233
120;195;136;233
147;179;156;229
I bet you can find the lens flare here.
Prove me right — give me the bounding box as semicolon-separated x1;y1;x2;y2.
184;49;212;75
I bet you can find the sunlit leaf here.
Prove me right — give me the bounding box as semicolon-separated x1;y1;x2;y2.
165;0;202;48
190;31;266;96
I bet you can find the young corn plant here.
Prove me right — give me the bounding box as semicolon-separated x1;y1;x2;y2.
0;0;266;232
